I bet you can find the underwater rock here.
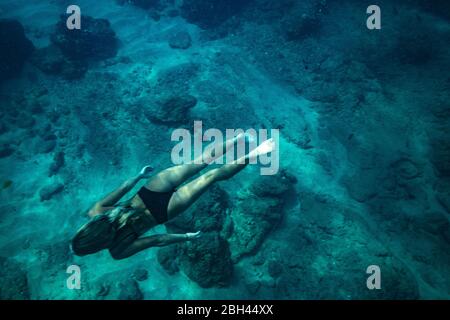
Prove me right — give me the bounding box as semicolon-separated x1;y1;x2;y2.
0;145;15;158
39;183;64;201
31;45;88;80
132;268;149;281
160;187;232;287
147;94;197;126
157;245;180;275
118;279;143;300
250;173;292;198
227;196;283;261
156;63;200;95
191;186;228;232
160;186;229;284
0;257;30;299
180;0;251;29
169;31;192;49
48;151;65;177
0;19;35;83
227;173;293;262
180;232;233;288
51;15;118;62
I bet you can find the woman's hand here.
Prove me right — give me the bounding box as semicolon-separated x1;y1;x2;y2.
139;165;154;178
185;231;202;241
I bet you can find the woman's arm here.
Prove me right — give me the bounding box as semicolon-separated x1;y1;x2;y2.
112;232;202;260
88;166;153;216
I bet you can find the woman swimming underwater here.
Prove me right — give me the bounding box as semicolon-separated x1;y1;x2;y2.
72;134;275;260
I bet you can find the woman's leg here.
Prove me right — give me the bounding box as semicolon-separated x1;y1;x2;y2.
166;160;248;219
167;138;275;219
145;134;245;192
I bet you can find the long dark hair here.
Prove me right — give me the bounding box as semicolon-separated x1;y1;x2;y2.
71;214;117;256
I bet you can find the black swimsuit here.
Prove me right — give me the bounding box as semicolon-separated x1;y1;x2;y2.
137;187;175;224
108;187;175;257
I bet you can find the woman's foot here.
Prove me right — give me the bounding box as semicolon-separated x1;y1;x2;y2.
251;138;275;156
237;138;276;163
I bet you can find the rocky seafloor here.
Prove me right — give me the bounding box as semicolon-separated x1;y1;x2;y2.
0;0;449;299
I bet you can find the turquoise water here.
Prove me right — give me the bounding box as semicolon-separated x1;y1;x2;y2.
0;0;449;299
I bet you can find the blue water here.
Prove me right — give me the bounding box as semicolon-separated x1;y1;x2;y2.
0;0;449;299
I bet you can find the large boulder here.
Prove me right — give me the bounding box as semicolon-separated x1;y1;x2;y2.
159;186;232;286
179;232;233;288
155;63;200;96
146;94;197;126
227;172;294;261
0;19;34;83
227;196;283;262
